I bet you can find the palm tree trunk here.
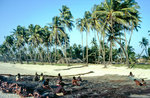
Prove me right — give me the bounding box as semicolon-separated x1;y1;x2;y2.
110;42;113;64
19;50;23;64
128;31;133;46
49;46;52;64
102;36;106;68
47;46;50;63
124;31;129;68
97;32;101;63
57;36;69;65
109;42;112;64
81;33;84;62
139;49;144;59
34;51;36;64
115;39;128;64
86;32;88;66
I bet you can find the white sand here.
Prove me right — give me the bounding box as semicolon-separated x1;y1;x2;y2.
0;62;150;79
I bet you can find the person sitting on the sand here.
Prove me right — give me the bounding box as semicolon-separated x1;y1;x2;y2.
134;79;142;86
57;73;62;81
55;82;66;96
72;76;80;86
42;79;53;91
77;76;82;81
141;79;146;86
40;73;44;81
16;73;21;81
128;72;135;80
33;72;39;81
129;72;134;77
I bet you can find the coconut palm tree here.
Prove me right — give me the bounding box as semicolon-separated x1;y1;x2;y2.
92;0;140;67
59;5;74;64
49;16;67;63
42;26;53;63
139;37;149;58
76;18;86;62
28;24;43;64
0;44;9;62
13;25;28;64
3;35;15;62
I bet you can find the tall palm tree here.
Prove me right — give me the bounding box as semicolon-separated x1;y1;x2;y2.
92;0;140;67
42;26;52;63
13;25;28;64
49;16;67;63
59;5;74;64
139;37;149;58
3;35;15;62
28;24;43;64
0;44;9;62
77;11;91;66
76;18;86;62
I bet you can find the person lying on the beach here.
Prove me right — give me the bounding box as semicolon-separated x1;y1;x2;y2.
34;84;54;98
134;79;142;86
55;82;66;96
72;76;80;86
1;82;10;93
141;79;146;86
33;72;39;81
19;87;33;97
40;73;44;81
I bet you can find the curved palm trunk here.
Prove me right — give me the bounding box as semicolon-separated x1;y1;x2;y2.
55;42;57;64
49;46;52;64
40;52;44;65
128;31;133;46
34;50;36;64
86;32;88;66
115;39;128;65
102;36;106;68
109;41;113;64
81;33;84;62
124;31;129;68
47;46;51;63
19;50;23;64
97;32;102;64
57;36;69;65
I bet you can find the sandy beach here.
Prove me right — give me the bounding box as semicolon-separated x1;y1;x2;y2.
0;62;150;98
0;62;150;79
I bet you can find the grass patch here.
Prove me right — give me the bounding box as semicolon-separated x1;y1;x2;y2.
112;64;126;67
132;64;150;69
112;64;150;69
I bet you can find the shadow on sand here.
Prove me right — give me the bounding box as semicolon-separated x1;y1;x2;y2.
54;65;87;71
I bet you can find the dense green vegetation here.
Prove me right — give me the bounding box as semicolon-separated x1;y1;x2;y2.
0;0;149;68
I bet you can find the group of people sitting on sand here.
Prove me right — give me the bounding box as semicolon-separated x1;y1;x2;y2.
33;73;82;97
0;72;82;97
128;72;146;86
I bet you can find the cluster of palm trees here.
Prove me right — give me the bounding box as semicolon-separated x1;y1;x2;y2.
0;0;142;67
76;0;141;67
